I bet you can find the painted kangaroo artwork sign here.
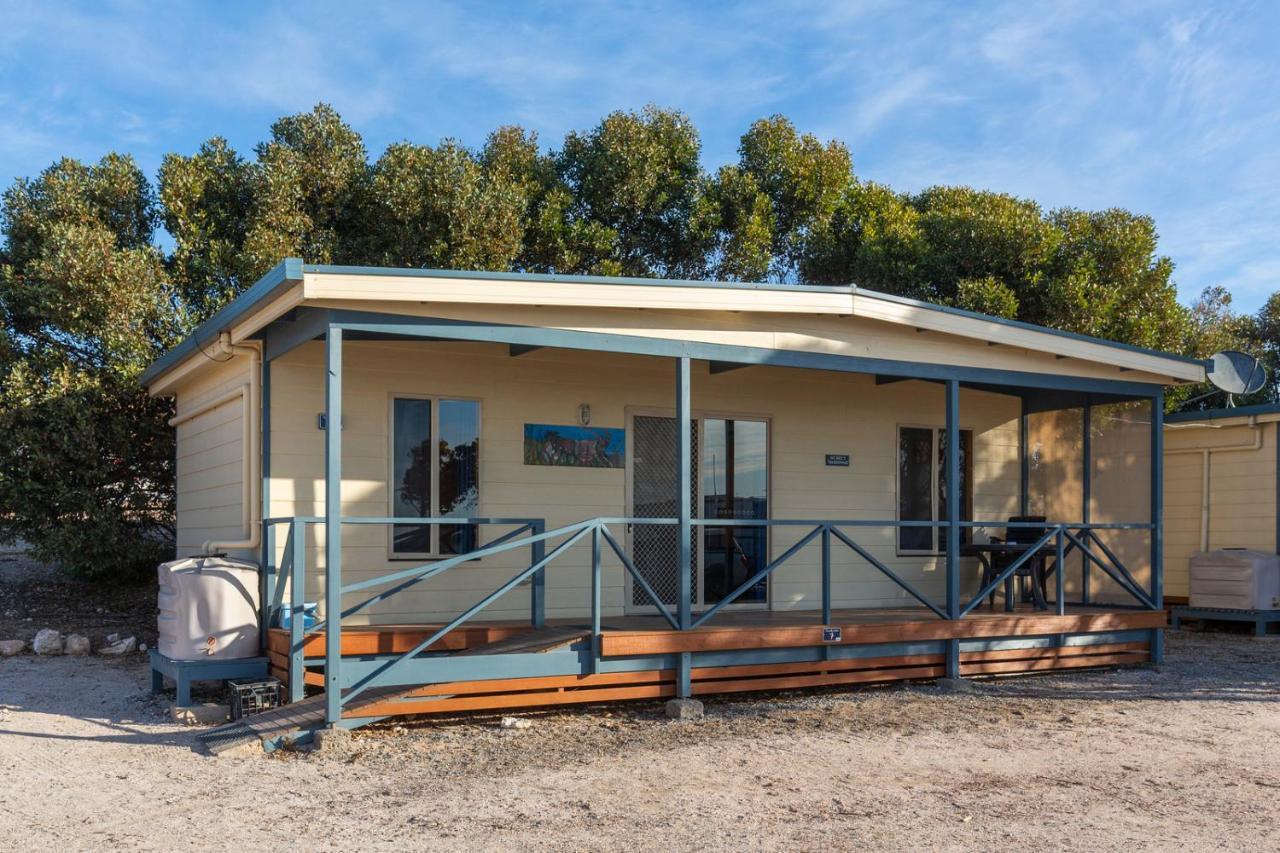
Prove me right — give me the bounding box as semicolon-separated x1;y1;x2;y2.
523;424;625;469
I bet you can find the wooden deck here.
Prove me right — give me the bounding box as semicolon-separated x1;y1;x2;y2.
259;606;1162;724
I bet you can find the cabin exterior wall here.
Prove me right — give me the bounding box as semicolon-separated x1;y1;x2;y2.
249;340;1023;624
173;355;255;558
1163;418;1279;598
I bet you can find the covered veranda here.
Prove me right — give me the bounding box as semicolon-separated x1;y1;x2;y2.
257;300;1170;730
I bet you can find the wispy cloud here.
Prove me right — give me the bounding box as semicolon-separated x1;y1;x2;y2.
0;0;1277;309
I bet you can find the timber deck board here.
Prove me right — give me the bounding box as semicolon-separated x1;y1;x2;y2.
268;605;1160;658
452;626;588;656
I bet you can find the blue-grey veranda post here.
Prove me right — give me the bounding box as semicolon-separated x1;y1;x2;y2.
676;356;693;698
324;326;343;725
1151;391;1164;664
945;379;961;679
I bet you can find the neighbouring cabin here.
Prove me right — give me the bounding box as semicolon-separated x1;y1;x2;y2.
142;260;1205;747
1162;404;1280;600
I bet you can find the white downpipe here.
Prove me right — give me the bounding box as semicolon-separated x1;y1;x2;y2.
167;332;262;555
1167;416;1262;552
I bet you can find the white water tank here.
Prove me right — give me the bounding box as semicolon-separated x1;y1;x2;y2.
1189;549;1280;610
157;557;261;660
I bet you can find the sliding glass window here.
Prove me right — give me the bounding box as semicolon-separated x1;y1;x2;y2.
391;397;480;557
897;425;973;553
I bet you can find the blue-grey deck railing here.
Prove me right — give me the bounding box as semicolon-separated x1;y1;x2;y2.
263;515;1158;713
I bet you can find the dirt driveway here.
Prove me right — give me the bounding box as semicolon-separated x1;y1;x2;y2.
1;630;1277;852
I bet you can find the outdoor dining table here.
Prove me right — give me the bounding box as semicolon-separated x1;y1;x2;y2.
960;541;1061;612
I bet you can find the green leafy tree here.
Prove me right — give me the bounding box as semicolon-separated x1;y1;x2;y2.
910;186;1059;309
954;276;1020;319
800;180;926;294
242;103;371;273
365;139;526;270
478;125;611;274
1250;291;1280;403
735;116;852;280
555;106;712;277
159;137;256;320
0;155;177;579
1039;208;1186;351
703;165;775;282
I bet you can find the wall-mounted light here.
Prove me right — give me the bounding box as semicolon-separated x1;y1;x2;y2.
578;403;591;426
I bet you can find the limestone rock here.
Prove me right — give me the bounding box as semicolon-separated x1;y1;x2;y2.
63;634;91;655
500;716;532;730
32;628;63;655
312;726;356;758
0;639;24;656
98;636;137;656
664;698;704;719
171;703;229;725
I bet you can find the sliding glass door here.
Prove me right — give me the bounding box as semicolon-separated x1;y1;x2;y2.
701;418;769;605
628;411;769;612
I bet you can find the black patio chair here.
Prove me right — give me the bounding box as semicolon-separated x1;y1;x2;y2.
984;515;1050;608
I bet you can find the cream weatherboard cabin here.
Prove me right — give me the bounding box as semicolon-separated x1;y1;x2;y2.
141;259;1206;747
1162;403;1280;600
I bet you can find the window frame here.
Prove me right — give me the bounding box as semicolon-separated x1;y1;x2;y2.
387;393;482;560
895;423;974;556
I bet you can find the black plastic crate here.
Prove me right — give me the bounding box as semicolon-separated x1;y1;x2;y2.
228;678;282;720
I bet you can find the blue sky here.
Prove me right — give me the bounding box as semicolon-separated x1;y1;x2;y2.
2;1;1278;310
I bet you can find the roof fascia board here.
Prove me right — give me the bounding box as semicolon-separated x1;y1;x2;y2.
302;263;850;295
302;268;854;315
1166;402;1280;423
141;258;303;391
856;289;1208;370
851;291;1205;382
301;264;1205;381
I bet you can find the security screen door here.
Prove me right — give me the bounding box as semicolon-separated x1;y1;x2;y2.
628;413;769;612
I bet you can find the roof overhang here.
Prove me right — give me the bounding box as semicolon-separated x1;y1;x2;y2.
142;260;1210;394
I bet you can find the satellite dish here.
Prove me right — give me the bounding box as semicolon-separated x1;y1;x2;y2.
1209;350;1266;400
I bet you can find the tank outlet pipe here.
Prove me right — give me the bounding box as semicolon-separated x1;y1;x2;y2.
167;331;262;555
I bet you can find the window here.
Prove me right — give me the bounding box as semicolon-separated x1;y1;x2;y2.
897;426;973;553
391;397;480;557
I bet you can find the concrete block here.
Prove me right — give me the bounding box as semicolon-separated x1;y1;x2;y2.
664;698;704;719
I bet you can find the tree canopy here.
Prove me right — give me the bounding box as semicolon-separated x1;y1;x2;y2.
1;102;1269;579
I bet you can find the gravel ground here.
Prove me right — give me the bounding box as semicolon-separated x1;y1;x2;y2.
0;630;1277;852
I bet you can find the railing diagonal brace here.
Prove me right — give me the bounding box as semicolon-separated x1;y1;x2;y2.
960;528;1059;617
692;525;823;629
1064;530;1156;610
1085;529;1157;608
599;525;679;630
828;526;948;619
340;525;593;706
329;523;535;625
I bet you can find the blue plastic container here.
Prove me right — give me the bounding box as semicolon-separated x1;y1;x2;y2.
278;603;319;630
